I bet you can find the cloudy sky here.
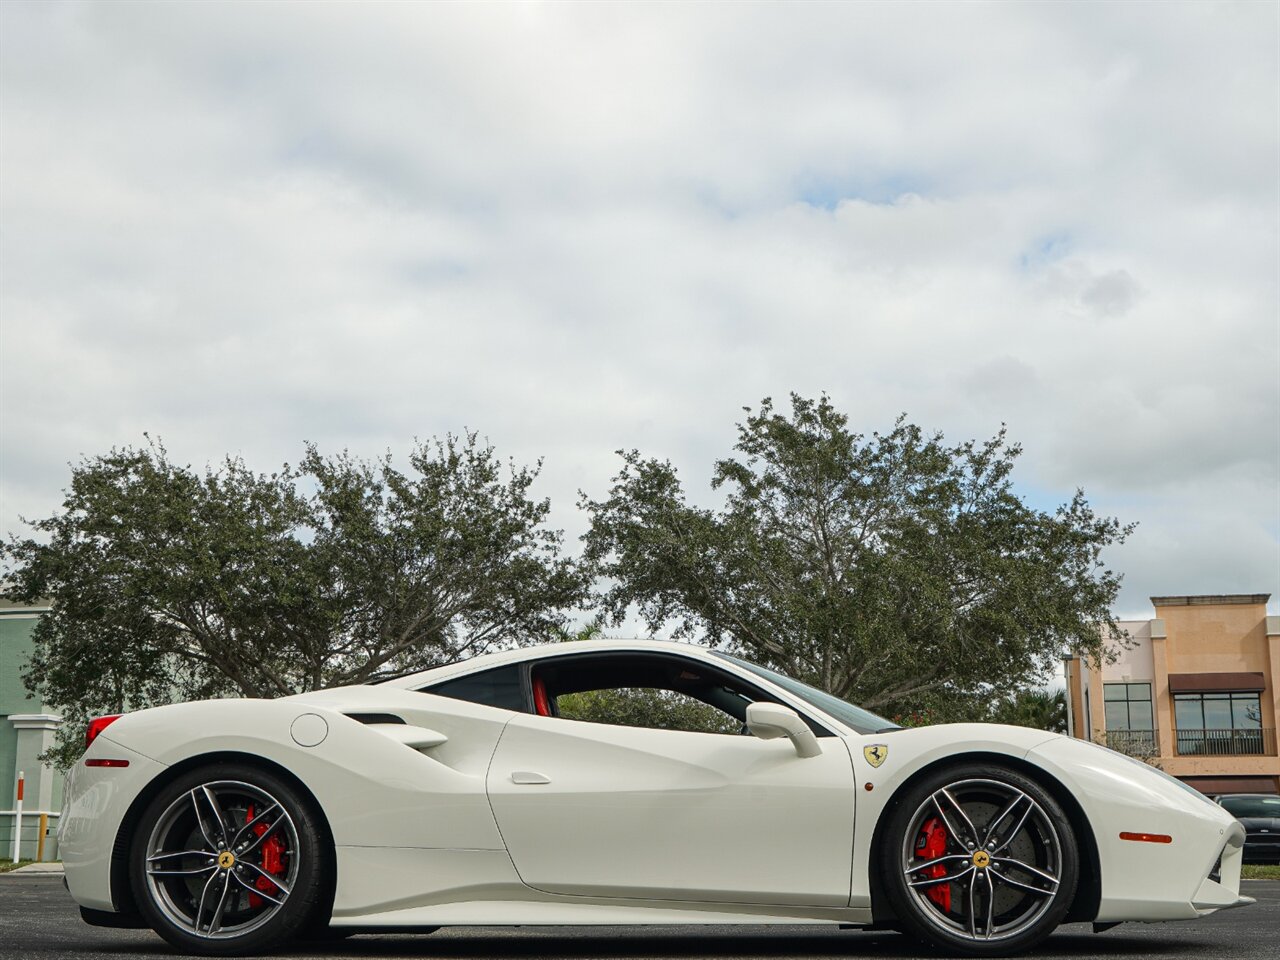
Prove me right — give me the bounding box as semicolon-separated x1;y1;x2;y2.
1;1;1276;621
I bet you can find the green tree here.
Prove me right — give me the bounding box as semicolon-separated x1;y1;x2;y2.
557;688;741;735
987;688;1068;733
582;394;1131;720
2;435;583;764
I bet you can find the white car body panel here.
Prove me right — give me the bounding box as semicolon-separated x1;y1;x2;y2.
843;723;1061;910
330;847;868;927
487;713;856;905
58;638;1250;933
1027;736;1246;922
61;738;168;912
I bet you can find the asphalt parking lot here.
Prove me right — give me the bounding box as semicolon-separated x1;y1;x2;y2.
1;876;1276;960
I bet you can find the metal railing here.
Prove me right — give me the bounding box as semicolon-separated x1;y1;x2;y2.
1175;728;1277;757
1096;730;1158;759
0;810;60;862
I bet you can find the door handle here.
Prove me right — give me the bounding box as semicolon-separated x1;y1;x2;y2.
510;771;551;785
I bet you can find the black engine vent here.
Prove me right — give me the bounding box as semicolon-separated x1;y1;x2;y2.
346;713;406;725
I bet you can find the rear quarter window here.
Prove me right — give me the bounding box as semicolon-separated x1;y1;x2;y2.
423;664;527;713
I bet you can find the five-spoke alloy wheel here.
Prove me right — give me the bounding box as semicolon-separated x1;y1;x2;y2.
130;764;328;956
879;763;1079;955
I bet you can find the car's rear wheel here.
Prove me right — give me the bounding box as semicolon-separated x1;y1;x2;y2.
879;763;1079;956
129;763;328;956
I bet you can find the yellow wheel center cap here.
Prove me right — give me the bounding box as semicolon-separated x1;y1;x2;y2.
217;851;236;870
972;850;991;869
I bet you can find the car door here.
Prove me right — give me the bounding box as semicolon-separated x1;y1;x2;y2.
486;710;857;906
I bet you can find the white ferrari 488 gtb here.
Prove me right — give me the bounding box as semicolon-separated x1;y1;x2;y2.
60;639;1250;956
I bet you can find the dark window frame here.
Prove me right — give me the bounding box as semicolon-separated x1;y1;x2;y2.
416;650;837;737
1173;691;1263;731
528;650;836;738
420;662;532;714
1102;682;1154;732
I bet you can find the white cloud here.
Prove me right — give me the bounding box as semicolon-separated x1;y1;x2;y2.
1;0;1276;618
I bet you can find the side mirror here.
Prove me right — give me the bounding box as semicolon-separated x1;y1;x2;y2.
746;702;822;758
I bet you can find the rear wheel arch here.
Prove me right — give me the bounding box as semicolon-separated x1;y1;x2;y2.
867;751;1101;928
110;752;336;925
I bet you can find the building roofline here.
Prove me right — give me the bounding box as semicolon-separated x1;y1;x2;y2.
1150;594;1270;607
0;594;52;613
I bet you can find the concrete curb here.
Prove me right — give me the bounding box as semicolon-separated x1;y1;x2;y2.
4;862;64;876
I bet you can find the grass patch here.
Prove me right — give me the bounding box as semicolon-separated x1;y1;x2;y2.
0;860;35;874
1242;864;1280;880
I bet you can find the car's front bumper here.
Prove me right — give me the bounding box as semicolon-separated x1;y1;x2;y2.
1190;828;1253;915
1029;736;1249;923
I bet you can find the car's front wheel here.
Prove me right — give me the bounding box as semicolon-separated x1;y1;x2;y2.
129;763;328;956
878;762;1079;956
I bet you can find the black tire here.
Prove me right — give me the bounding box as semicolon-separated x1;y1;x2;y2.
129;763;330;956
878;763;1079;956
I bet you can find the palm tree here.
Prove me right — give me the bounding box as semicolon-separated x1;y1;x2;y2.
989;689;1067;733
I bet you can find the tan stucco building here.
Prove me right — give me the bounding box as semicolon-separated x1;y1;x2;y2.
1066;594;1280;795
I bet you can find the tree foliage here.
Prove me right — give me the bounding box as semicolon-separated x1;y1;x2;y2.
987;688;1068;733
582;394;1132;719
557;688;741;735
2;436;583;764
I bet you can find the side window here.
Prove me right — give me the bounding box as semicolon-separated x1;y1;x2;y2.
532;653;771;736
557;687;742;735
424;664;527;713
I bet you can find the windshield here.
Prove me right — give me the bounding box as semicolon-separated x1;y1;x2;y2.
1219;795;1280;818
712;652;899;735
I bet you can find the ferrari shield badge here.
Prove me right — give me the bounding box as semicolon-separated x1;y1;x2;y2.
863;744;888;768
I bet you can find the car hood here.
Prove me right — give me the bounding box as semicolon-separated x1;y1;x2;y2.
1029;734;1236;827
1235;817;1280;830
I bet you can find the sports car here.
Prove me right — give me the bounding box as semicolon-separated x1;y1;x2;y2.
1216;794;1280;864
59;638;1251;956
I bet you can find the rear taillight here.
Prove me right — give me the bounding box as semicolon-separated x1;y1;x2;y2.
85;714;122;749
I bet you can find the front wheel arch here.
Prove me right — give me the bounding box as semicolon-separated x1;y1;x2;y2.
867;752;1101;929
110;752;337;928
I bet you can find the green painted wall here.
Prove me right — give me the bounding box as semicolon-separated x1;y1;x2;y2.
1;604;62;857
0;722;15;815
1;610;43;811
0;611;41;715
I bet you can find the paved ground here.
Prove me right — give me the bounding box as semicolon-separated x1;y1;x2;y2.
1;876;1275;960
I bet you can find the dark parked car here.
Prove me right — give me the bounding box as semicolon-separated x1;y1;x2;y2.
1217;794;1280;864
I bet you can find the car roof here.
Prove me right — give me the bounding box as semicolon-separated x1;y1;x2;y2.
379;638;733;688
376;638;865;737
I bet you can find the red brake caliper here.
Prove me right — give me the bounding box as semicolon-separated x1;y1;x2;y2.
244;804;287;909
915;816;951;912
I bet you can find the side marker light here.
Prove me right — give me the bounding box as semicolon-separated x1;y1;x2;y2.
1119;831;1172;843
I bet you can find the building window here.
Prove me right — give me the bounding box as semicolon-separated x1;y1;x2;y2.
1174;692;1267;756
1102;683;1154;755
